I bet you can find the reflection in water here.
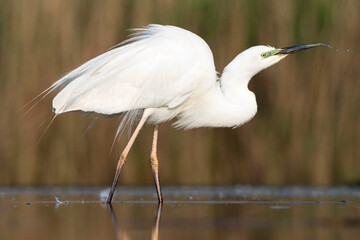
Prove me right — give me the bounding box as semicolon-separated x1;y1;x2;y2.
108;203;163;240
108;204;125;240
2;187;360;240
151;203;162;240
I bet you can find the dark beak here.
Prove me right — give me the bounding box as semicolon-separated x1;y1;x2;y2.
275;43;327;55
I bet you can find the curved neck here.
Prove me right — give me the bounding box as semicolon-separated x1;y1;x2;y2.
220;66;254;104
175;53;260;129
174;82;257;129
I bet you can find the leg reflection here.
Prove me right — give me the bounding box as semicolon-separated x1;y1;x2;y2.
108;203;163;240
151;203;163;240
108;204;128;240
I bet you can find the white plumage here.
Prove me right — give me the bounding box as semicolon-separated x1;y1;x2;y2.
51;24;280;129
45;24;322;203
52;25;214;125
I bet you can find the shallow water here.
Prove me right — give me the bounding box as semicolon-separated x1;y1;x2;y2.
1;186;360;240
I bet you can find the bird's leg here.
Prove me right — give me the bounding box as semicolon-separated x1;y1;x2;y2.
149;125;163;203
106;110;150;203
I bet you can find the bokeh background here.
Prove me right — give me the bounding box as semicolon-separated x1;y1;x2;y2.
1;0;359;187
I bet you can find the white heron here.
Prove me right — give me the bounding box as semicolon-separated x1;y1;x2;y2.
43;24;325;203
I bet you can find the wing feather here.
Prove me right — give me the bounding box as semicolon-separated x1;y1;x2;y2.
52;24;216;115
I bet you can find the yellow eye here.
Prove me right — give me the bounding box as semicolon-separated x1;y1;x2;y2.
261;52;267;58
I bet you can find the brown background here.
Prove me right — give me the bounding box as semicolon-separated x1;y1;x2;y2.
1;0;359;186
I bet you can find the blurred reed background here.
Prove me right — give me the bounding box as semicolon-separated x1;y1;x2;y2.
0;0;359;187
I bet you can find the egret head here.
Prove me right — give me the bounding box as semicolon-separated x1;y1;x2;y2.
234;43;325;78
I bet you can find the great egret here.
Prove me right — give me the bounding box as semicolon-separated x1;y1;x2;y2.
44;24;325;203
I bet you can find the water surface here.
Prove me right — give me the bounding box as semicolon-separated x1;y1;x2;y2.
1;186;360;239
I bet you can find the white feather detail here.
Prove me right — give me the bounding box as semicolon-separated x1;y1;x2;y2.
50;24;216;136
